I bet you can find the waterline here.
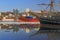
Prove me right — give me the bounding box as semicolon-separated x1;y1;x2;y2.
0;22;40;24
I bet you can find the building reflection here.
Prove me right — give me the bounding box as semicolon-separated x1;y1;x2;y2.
0;24;40;32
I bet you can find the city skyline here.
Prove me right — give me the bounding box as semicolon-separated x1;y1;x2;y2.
0;0;60;12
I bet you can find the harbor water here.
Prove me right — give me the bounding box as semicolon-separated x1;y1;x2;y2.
0;24;60;40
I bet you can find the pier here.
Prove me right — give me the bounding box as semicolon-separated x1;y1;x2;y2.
0;22;40;24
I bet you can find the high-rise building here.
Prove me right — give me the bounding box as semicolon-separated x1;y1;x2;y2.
13;9;19;15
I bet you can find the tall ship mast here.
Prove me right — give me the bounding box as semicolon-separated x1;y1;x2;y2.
34;0;60;29
50;0;54;16
37;0;60;17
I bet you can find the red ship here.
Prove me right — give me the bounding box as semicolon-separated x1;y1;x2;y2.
19;16;40;22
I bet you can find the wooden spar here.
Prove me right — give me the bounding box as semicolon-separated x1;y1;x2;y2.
37;0;60;17
50;0;54;16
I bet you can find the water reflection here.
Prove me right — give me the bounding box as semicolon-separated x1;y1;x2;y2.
0;24;60;40
0;24;40;33
40;24;60;30
29;24;60;40
30;28;60;40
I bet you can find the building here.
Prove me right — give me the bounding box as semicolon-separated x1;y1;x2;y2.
13;9;20;15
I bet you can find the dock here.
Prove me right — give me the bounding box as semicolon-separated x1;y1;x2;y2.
0;21;40;24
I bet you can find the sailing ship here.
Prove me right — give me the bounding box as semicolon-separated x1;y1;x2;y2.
37;0;60;24
29;0;60;29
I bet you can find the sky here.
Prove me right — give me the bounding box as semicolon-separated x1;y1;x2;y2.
0;0;60;12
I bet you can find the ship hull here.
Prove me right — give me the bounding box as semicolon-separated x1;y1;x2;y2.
40;18;60;29
40;18;60;24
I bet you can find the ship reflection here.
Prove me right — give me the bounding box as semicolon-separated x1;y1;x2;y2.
0;24;40;33
30;29;60;40
0;24;60;40
29;24;60;40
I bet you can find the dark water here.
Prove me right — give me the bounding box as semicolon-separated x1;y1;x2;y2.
0;24;60;40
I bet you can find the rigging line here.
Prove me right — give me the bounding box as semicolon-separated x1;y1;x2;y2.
45;5;50;10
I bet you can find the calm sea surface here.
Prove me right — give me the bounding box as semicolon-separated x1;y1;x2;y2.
0;24;60;40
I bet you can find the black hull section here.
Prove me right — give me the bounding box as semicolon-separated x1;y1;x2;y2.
40;19;60;29
40;19;60;25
